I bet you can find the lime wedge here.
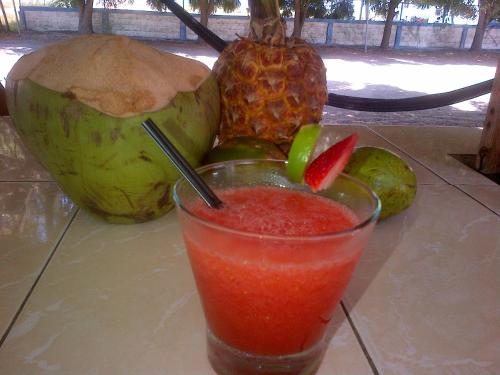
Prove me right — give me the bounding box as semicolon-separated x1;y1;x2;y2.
287;124;321;182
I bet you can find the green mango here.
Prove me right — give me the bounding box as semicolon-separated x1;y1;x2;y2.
344;147;417;220
204;136;286;164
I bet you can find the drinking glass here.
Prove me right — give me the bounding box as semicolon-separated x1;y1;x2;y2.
173;159;380;375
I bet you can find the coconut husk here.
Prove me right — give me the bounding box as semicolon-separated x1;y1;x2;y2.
7;35;211;117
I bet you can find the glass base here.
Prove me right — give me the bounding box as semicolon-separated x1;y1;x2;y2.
207;330;326;375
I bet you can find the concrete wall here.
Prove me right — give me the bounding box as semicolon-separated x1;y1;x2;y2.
331;22;396;47
401;24;464;48
23;9;79;31
18;7;500;50
202;16;249;41
109;11;180;39
463;26;499;49
284;19;329;44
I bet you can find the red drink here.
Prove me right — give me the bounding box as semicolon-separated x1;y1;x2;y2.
184;187;361;356
174;160;379;375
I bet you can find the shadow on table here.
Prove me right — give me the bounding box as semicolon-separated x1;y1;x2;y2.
318;208;419;354
340;208;418;315
316;210;419;356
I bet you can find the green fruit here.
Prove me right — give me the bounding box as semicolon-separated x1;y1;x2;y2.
287;124;321;182
6;35;220;224
344;147;417;220
204;137;286;164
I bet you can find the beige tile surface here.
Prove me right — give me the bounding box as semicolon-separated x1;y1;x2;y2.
458;185;500;215
1;121;498;374
0;182;75;337
0;117;52;182
368;126;495;186
321;125;443;185
344;184;500;375
0;210;374;375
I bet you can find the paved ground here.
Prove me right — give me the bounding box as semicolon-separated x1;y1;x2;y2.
1;31;498;127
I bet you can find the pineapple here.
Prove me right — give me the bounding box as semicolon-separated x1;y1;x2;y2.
212;0;327;147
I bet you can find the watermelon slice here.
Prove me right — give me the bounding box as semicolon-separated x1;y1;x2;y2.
304;133;358;192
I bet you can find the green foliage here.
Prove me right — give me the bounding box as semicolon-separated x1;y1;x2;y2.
371;0;499;22
192;0;241;13
279;0;320;18
51;0;132;8
146;0;240;13
413;0;477;20
327;0;355;19
368;0;395;17
51;0;80;8
279;0;354;19
485;0;500;21
101;0;134;9
412;0;500;23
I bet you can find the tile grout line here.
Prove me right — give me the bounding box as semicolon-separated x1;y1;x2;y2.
340;301;381;375
451;185;499;217
0;208;80;348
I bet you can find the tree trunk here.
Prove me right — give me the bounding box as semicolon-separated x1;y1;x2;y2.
0;0;10;32
292;0;308;39
78;1;84;27
470;0;491;51
0;81;8;116
380;0;399;49
476;59;500;174
292;0;302;38
78;0;94;34
199;0;209;28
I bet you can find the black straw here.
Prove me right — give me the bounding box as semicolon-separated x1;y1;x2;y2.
160;0;227;53
141;118;223;209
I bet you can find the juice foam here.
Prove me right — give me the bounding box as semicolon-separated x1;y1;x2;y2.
188;186;359;236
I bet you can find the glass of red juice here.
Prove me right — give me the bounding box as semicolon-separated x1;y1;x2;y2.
173;159;380;375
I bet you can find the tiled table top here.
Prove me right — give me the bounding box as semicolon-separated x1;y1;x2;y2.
1;117;499;375
0;118;53;182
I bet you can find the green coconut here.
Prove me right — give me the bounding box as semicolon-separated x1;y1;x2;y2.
344;147;417;220
6;35;220;223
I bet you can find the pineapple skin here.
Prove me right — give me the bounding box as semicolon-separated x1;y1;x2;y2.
213;38;327;146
